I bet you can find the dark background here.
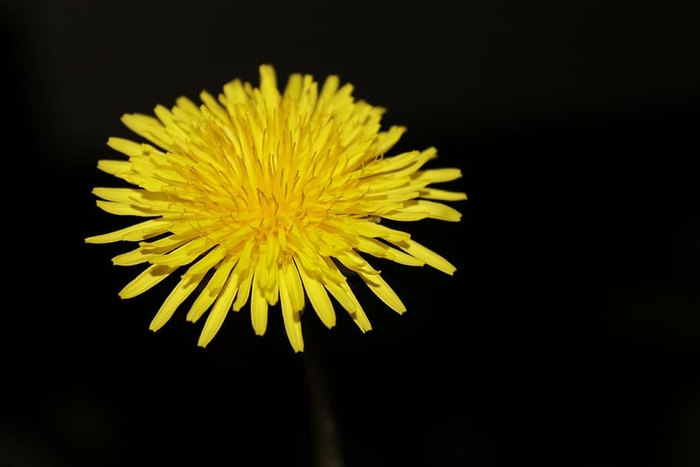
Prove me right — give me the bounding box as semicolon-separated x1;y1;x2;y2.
2;0;699;466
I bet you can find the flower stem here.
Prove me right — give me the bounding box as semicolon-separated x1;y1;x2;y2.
303;338;343;467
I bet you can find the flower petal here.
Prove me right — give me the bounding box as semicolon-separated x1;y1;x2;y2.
419;188;468;201
186;256;237;323
395;238;457;276
198;263;240;347
295;257;336;329
279;261;304;352
119;264;177;299
150;272;205;331
250;264;269;336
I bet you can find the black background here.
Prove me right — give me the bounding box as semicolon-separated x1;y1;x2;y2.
2;1;699;466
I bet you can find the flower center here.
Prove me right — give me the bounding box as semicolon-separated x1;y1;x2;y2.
248;180;312;239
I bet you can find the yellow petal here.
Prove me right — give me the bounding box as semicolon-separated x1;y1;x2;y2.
321;259;371;332
395;239;457;276
111;247;154;266
107;137;143;157
390;200;463;222
317;74;340;108
358;272;406;314
231;241;256;311
95;200;155;217
360;147;436;178
279;261;304;352
419;188;468;201
283;260;305;312
85;219;171;244
185;245;227;276
232;264;254;312
198;265;240;347
295;258;336;329
336;251;405;313
174;96;201;118
119;264;177;299
200;91;228;123
93;187;150;204
350;220;411;243
150;272;205;331
259;64;280;111
353;236;425;267
381;209;429;222
412;168;463;184
250;266;268;336
283;73;303;101
96;160;131;176
150;237;213;268
186;256;237;323
366;125;406;158
121;113;174;150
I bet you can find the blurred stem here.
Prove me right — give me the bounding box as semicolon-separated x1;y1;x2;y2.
303;337;343;467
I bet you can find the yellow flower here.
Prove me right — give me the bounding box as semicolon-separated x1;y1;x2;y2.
86;64;466;352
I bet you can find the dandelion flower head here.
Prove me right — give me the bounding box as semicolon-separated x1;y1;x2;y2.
86;65;466;352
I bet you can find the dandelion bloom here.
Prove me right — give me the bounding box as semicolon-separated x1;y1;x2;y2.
86;65;466;352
